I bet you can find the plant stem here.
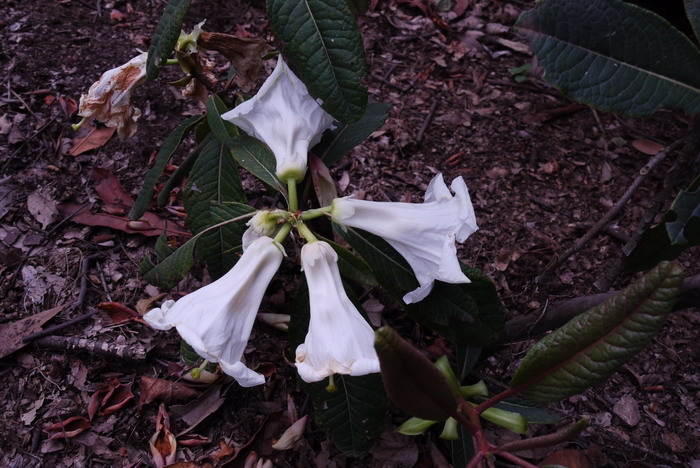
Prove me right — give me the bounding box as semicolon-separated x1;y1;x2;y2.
300;206;333;220
165;58;180;65
274;222;293;244
495;451;539;468
296;222;317;243
474;387;519;415
288;178;298;212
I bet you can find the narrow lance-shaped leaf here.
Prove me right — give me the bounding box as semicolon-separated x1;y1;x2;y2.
205;95;237;143
374;326;458;421
510;261;684;402
228;135;286;195
267;0;368;123
130;114;203;220
516;0;700;115
156;133;213;208
147;0;192;80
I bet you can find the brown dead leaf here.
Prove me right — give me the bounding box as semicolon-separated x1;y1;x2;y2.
139;376;201;409
0;305;63;359
91;167;134;206
88;378;135;419
631;138;664;155
197;31;272;91
98;302;140;324
69;124;117;156
150;405;177;468
178;434;210;447
540;449;593;468
309;154;338;208
59;96;78;117
170;383;228;436
45;416;91;440
137;293;168;315
212;441;237;463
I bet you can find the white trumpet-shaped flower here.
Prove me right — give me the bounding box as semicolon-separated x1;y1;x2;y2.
144;236;285;387
78;52;148;139
221;55;335;183
242;209;287;250
331;174;478;304
295;241;380;383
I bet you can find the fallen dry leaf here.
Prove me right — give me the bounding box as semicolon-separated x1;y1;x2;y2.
150;405;177;468
139;376;201;409
540;449;594;468
91;167;135;206
69;124;117;156
170;383;228;436
631;138;664;156
0;305;63;359
98;302;140;324
27;187;59;229
45;416;91;440
88;378;135;419
271;415;308;450
136;293;168;315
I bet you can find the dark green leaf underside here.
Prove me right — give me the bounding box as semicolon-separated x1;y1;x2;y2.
516;0;700;115
510;261;683;402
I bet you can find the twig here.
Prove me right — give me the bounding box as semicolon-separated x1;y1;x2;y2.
595;119;700;291
416;98;439;144
22;308;99;343
536;139;685;285
9;88;40;119
34;335;147;360
96;260;113;302
498;274;700;344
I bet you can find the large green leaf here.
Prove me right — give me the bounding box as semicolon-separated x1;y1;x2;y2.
184;140;246;279
228;135;286;195
516;0;700;115
290;279;387;457
510;261;684;402
205;96;237;143
156;134;213;208
313;99;390;167
626;176;700;271
450;425;475;468
130;115;203;220
335;224;504;345
147;0;192;80
686;0;700;42
267;0;368;123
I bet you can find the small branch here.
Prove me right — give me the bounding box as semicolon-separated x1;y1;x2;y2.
494;451;539;468
536;140;685;285
22;308;99;343
34;335;147;360
416;98;439;144
498;274;700;344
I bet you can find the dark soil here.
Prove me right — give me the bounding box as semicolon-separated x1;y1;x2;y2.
1;0;698;467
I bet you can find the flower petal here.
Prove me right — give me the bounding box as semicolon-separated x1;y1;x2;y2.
221;56;335;182
295;241;380;383
144;237;285;386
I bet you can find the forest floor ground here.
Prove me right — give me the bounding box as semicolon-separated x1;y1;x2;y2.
1;0;699;467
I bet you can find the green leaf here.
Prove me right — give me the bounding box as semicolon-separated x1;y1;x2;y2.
396;417;438;435
450;425;475;468
289;279;387;457
516;0;700;115
147;0;192;80
318;236;378;287
626;175;700;271
484;397;561;425
228;135;287;195
156;134;213;208
334;224;504;345
375;327;458;421
510;261;684;402
206;96;237;143
686;0;700;43
130;115;204;220
314;99;390;167
456;345;481;381
141;232;197;289
267;0;368;123
184;140;247;279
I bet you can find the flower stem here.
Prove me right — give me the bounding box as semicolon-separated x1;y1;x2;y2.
274;222;293;244
326;374;337;393
296;222;317;243
165;58;180;65
71;116;88;132
300;205;333;221
287;178;298;212
189;360;210;380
